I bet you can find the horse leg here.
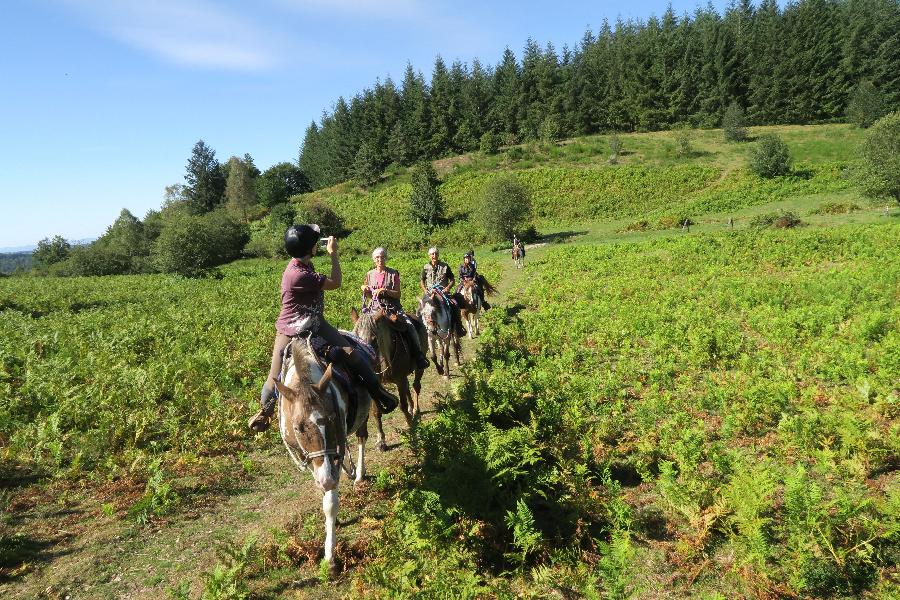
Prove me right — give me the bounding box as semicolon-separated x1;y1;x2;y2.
397;377;413;428
370;403;387;452
453;334;461;367
430;334;443;376
412;369;422;418
442;340;450;380
355;422;367;485
323;489;339;573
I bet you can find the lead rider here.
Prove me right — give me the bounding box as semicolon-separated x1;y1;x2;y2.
248;224;398;433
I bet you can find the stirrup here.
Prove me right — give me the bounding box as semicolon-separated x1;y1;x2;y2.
248;410;272;433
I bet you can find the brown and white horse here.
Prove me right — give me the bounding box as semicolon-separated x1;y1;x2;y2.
419;290;460;380
512;242;524;269
458;277;496;338
351;308;426;450
273;337;371;573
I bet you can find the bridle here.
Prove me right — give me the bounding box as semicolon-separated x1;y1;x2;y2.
422;288;451;340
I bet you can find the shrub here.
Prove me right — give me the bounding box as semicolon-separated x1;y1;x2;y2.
808;201;861;215
539;115;562;144
152;210;249;276
857;112;900;205
479;174;533;242
749;134;792;178
673;123;694;158
847;80;887;129
295;198;344;237
501;132;518;147
32;236;71;270
480;131;500;155
722;103;748;142
609;133;623;164
749;210;802;229
408;161;444;229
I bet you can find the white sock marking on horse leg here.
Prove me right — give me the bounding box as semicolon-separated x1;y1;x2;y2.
323;489;339;565
356;441;365;484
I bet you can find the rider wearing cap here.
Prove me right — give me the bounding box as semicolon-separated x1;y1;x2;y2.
248;225;399;433
420;246;467;337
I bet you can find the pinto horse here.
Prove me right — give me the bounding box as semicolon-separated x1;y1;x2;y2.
458;276;496;338
273;336;371;574
351;307;426;450
512;243;524;269
419;289;460;380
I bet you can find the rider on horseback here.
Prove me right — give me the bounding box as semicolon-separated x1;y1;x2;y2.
362;247;430;370
459;250;491;310
420;246;467;338
248;225;399;433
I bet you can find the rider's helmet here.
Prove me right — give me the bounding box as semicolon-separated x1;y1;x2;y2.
284;224;320;258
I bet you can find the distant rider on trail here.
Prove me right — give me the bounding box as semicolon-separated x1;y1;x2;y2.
362;246;430;370
248;225;398;433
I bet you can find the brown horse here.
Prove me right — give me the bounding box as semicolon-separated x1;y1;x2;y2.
351;308;426;450
273;337;372;574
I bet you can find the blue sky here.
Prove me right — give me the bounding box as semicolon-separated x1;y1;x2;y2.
1;0;731;249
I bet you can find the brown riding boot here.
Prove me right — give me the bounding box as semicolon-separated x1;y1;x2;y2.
248;387;277;432
342;349;399;414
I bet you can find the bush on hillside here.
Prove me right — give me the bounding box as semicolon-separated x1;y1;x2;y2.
408;161;445;229
750;210;803;229
296;198;345;237
847;80;887;129
479;174;533;242
480;131;500;155
749;134;792;178
722;103;748;142
609;133;623;164
808;201;860;215
857;112;900;205
540;115;562;144
152;210;248;276
673;123;694;158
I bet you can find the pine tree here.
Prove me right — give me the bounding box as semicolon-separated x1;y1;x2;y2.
428;56;453;156
408;161;444;228
352;142;380;188
184;140;226;213
490;48;520;138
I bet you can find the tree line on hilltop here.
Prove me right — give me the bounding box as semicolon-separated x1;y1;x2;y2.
299;0;900;190
25;0;900;278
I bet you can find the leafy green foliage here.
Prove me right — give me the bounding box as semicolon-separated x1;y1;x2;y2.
857;111;900;204
478;174;533;242
479;130;500;155
255;162;309;208
749;134;792;178
672;123;693;158
32;236;70;270
749;210;803;229
152;210;249;276
352;142;381;189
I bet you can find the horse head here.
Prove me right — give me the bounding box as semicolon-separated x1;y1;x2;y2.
420;292;451;339
275;349;343;492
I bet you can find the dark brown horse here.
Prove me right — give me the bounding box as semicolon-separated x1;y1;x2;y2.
351;308;426;450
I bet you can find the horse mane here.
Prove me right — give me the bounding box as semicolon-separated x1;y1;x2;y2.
355;311;395;372
287;339;326;410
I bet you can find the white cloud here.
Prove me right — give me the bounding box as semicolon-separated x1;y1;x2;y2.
57;0;282;70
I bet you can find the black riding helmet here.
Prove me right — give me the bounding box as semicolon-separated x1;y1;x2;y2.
284;223;320;258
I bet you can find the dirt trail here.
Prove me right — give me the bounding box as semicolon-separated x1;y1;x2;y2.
1;250;540;600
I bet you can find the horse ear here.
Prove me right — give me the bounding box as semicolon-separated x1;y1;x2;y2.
274;380;291;399
312;363;333;395
350;307;359;324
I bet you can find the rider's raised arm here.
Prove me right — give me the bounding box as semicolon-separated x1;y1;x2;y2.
322;237;342;290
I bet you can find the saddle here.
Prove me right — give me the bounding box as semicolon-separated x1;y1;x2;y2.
281;330;376;431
